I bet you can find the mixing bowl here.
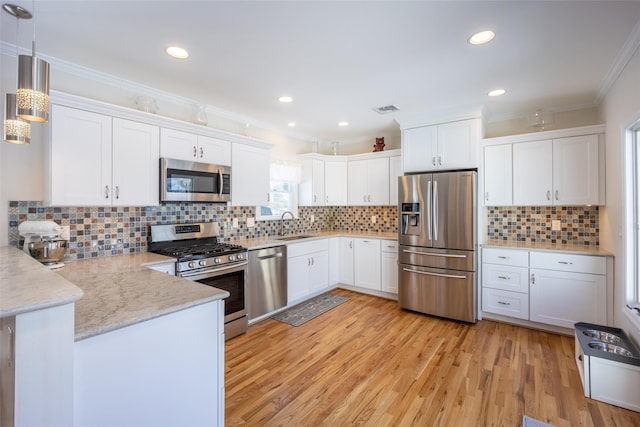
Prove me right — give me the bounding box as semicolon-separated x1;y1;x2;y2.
28;239;68;264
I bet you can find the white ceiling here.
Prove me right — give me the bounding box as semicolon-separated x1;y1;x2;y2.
2;1;640;144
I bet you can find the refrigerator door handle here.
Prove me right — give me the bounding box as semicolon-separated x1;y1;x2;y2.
402;267;467;280
427;180;432;241
433;179;438;240
402;249;467;258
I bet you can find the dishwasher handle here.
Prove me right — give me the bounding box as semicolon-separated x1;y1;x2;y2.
256;252;283;261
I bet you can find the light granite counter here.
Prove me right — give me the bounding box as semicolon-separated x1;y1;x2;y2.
482;240;613;256
56;252;229;341
235;230;397;250
0;246;83;318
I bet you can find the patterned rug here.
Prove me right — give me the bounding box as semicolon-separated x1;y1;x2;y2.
523;416;554;427
271;293;349;326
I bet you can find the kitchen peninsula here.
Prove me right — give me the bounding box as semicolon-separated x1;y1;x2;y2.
0;247;228;427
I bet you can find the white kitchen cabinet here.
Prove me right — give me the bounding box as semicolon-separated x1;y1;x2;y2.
324;160;348;205
348;158;389;206
381;240;398;294
299;158;325;206
146;262;176;275
231;143;270;206
483;144;513;206
402;118;479;173
160;128;231;165
49;105;159;206
389;155;402;206
354;238;381;291
513;139;553;205
481;247;530;320
338;237;354;285
529;252;607;329
328;237;340;286
287;239;329;304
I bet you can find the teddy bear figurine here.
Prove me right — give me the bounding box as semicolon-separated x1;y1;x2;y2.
373;137;385;152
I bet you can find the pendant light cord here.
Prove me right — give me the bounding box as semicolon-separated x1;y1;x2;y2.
31;0;36;57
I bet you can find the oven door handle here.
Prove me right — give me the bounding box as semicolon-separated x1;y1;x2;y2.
402;267;467;280
179;261;247;280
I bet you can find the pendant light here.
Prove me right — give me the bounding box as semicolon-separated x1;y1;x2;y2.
2;3;31;144
11;1;50;122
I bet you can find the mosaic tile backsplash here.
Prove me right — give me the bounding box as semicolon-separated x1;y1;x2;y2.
8;202;398;260
486;206;599;245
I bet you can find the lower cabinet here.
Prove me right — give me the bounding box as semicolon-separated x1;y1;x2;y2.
338;237;354;285
381;240;398;294
287;239;329;304
354;238;382;290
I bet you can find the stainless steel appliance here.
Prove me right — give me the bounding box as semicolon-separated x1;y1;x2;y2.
18;220;68;269
149;222;248;339
248;245;287;321
398;171;477;323
160;158;231;203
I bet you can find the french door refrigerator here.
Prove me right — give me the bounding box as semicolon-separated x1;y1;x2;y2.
398;171;477;323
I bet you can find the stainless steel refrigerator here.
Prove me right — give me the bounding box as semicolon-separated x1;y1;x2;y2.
398;171;477;323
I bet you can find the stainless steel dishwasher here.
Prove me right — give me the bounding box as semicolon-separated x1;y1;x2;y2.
248;245;287;320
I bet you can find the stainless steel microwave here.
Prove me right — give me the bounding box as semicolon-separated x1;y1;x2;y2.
160;158;231;203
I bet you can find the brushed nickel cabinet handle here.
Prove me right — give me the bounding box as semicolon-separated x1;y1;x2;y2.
531;273;536;284
200;147;204;158
193;146;197;157
432;156;437;166
546;190;551;200
115;186;120;199
105;185;110;199
498;301;511;306
498;276;510;280
555;190;559;200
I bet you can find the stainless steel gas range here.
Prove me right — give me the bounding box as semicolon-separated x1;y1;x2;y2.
149;222;248;340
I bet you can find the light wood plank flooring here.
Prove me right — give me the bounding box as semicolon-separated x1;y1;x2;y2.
226;289;640;426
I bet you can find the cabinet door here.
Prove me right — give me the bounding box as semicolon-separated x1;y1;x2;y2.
354;238;381;290
437;119;479;170
50;105;112;205
231;144;270;206
553;135;599;205
287;255;310;304
367;157;390;205
381;240;398;294
159;128;198;161
308;251;329;293
312;159;325;205
529;268;606;329
197;135;231;165
112;118;159;206
325;161;347;205
348;160;368;206
402;126;438;173
483;145;513;206
513;140;553;205
389;155;402;206
339;237;354;285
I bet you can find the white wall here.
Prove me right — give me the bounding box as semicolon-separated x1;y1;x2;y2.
600;43;640;345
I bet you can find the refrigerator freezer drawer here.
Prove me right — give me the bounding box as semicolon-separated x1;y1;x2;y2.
398;263;476;323
399;245;475;272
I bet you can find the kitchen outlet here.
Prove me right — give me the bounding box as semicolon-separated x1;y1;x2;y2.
551;220;561;231
60;225;70;240
310;214;315;223
371;215;377;224
247;217;255;228
232;218;239;228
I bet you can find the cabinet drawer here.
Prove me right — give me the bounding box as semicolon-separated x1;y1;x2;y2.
529;251;606;275
482;247;528;267
381;240;398;253
287;239;329;258
482;288;529;320
482;264;529;293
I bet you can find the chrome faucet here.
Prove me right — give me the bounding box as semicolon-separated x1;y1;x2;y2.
280;210;295;236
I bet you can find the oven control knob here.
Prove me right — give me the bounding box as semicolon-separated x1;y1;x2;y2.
237;253;244;260
188;261;196;269
199;260;206;267
228;255;235;261
214;257;221;264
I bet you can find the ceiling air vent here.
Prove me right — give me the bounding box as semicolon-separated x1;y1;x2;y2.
373;104;400;114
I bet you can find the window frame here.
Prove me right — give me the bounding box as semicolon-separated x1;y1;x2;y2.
625;121;640;324
256;161;300;221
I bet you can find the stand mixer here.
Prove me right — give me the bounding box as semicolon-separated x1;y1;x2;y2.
18;221;68;269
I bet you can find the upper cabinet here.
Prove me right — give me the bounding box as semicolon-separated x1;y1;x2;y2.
389;155;402;206
160;128;231;165
324;160;348;206
348;157;389;206
48;105;159;206
299;157;326;206
483;125;605;206
402;118;480;173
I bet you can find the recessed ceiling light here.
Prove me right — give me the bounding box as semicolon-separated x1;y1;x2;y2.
165;46;189;59
468;30;495;45
488;89;506;97
288;122;296;127
338;121;349;127
278;96;293;103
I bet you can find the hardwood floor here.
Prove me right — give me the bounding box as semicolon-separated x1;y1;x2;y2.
225;290;640;426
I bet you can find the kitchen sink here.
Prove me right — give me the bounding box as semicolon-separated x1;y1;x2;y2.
278;235;315;241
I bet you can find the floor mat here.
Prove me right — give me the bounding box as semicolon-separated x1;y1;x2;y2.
271;293;349;326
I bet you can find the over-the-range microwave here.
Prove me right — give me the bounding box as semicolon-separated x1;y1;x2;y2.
160;158;231;203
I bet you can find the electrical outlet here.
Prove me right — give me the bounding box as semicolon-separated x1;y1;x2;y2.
371;215;377;224
232;218;239;228
247;217;255;228
551;219;561;231
310;214;315;223
59;225;70;240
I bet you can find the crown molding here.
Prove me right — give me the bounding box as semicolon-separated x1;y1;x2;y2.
597;18;640;103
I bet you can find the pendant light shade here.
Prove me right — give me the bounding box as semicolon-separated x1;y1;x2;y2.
17;48;50;122
4;93;31;144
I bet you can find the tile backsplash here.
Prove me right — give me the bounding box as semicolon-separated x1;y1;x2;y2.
485;206;599;245
8;202;398;260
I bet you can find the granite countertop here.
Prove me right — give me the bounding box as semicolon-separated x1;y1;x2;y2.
482;239;614;256
235;230;397;250
56;252;229;341
0;246;84;318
